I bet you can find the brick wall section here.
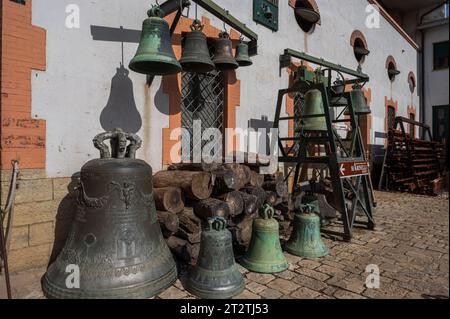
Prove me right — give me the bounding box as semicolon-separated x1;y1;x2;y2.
161;14;241;165
1;0;47;169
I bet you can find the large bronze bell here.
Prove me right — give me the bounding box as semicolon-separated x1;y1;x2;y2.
185;217;244;299
348;84;371;115
240;205;288;273
129;6;181;75
234;39;252;67
284;204;329;259
299;89;327;132
42;128;177;299
213;32;239;71
180;20;215;73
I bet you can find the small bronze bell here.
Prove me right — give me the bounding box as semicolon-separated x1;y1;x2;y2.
345;84;371;116
42;129;177;299
240;205;288;274
234;39;252;67
213;32;239;71
185;217;244;299
299;89;327;132
180;20;215;73
284;204;329;259
129;6;181;75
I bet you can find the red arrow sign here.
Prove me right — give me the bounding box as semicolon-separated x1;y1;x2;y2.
339;161;370;178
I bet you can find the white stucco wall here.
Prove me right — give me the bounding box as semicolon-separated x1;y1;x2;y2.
423;23;449;128
31;0;420;177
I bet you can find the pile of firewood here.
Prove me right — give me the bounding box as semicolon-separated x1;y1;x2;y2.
152;159;292;265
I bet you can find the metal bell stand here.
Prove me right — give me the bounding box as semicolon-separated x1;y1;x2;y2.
274;49;375;241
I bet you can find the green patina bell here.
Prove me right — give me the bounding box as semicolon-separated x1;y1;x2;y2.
300;89;327;132
345;84;371;116
284;204;328;259
129;6;181;75
234;39;252;67
185;217;244;299
240;205;288;273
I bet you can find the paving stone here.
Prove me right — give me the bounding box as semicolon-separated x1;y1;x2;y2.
233;289;261;299
267;278;300;295
290;287;321;299
292;274;328;292
275;270;297;280
158;286;188;299
334;289;367;299
295;267;330;281
258;288;283;299
246;281;267;294
297;259;322;270
246;273;276;285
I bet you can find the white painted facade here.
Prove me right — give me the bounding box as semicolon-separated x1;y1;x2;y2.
31;0;420;177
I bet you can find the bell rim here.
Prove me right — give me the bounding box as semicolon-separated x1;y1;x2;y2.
213;61;239;71
129;58;182;76
236;60;253;67
239;258;289;274
41;264;177;299
184;277;245;299
179;60;216;73
284;243;329;259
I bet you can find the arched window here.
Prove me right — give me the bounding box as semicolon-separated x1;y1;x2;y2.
386;56;400;82
293;0;321;33
350;30;369;64
408;72;416;93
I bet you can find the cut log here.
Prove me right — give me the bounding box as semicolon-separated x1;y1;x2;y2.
265;191;278;206
153;171;213;200
224;163;251;187
194;198;230;220
153;187;185;214
241;186;267;209
176;209;202;244
157;211;179;238
249;170;265;187
264;172;284;182
168;161;221;172
238;191;258;215
166;236;200;265
212;169;241;193
229;214;255;251
263;181;288;198
216;191;244;217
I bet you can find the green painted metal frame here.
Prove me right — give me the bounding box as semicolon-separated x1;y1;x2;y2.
159;0;258;55
274;51;375;240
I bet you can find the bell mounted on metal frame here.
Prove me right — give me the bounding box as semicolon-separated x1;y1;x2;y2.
344;84;371;116
284;204;329;259
42;128;177;299
180;20;215;73
213;31;239;71
299;89;328;132
234;37;253;67
240;205;288;274
185;217;244;299
129;6;181;75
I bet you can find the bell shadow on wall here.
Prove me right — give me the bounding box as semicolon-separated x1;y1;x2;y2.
48;173;80;267
90;25;143;133
248;115;274;155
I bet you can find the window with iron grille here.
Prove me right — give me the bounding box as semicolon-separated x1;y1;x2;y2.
387;106;396;130
181;70;225;161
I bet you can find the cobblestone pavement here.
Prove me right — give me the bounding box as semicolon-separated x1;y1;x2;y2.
1;191;448;299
